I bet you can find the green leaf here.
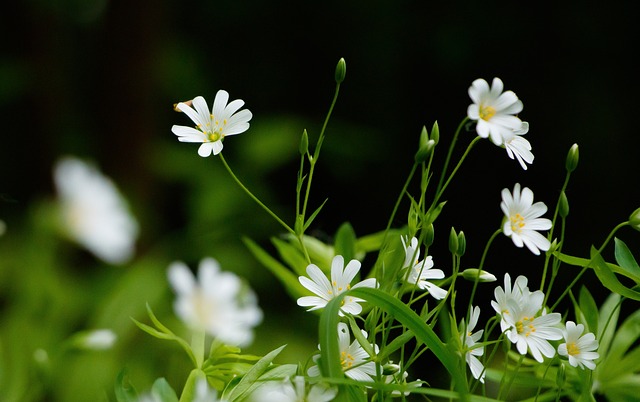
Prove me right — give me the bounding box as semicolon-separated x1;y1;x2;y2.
271;236;308;277
578;286;599;334
319;288;469;401
150;378;179;402
114;369;138;402
614;238;640;281
596;293;621;359
242;237;306;300
554;251;640;283
590;247;640;301
599;309;640;381
304;198;329;231
234;364;297;402
225;344;287;401
334;222;356;263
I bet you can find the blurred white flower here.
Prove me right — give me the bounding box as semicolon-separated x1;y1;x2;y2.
73;329;117;350
401;236;446;299
503;121;534;170
168;258;262;347
308;322;378;382
558;321;599;370
54;156;138;264
500;183;552;255
467;77;523;146
172;90;252;157
297;255;378;316
250;376;336;402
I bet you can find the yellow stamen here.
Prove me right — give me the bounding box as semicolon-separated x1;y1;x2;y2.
566;342;580;356
510;213;526;233
479;105;496;121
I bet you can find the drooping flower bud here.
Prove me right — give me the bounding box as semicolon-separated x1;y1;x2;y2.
629;207;640;231
461;268;497;282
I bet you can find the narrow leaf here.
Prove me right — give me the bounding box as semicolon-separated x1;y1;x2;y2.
614;238;640;280
225;344;287;401
304;198;329;231
590;247;640;301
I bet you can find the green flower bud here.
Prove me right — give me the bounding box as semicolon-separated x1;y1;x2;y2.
629;207;640;231
423;223;435;248
295;214;304;235
461;268;497;282
565;143;579;173
556;362;566;389
382;362;401;375
449;227;458;255
430;121;440;145
299;129;309;155
408;201;420;236
559;191;569;218
335;58;346;84
457;231;466;256
414;139;436;163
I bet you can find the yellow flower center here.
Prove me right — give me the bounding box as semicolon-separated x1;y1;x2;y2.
510;213;526;234
566;341;580;356
515;316;536;337
479;105;496;121
197;115;228;143
340;351;355;370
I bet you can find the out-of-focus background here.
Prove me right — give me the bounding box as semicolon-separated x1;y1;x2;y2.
1;1;639;400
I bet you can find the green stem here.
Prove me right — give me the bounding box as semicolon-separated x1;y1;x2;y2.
218;153;294;235
550;221;628;311
467;228;502;322
435;117;469;197
431;136;481;210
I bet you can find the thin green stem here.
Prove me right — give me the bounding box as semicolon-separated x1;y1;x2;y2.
432;136;481;210
218;153;294;234
467;228;502;321
550;221;628;311
435;117;469;197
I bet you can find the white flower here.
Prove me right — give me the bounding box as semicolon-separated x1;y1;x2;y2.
492;274;562;362
54;156;138;264
167;258;262;347
250;376;337;402
308;322;378;382
76;329;117;350
467;77;523;146
503;122;534;170
401;236;447;299
462;306;485;383
558;321;599;370
500;183;552;255
192;377;225;402
297;255;378;316
172;90;252;157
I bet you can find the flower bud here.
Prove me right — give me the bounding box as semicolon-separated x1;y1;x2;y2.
565;143;579;173
457;231;466;256
299;129;309;155
414;139;436;163
382;362;401;375
408;202;420;235
559;191;569;218
629;207;640;231
556;361;566;389
335;58;346;84
423;223;435;248
461;268;497;282
448;227;458;255
430;121;440;145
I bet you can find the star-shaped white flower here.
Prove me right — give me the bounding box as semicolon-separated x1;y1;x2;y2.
172;90;252;157
467;77;523;146
461;306;485;383
558;321;599;370
297;255;378;316
491;273;542;333
503;121;534;170
401;236;447;299
53;156;139;265
308;322;378;382
167;258;263;347
492;274;562;362
501;183;552;255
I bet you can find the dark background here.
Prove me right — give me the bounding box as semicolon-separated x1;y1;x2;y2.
1;0;639;396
